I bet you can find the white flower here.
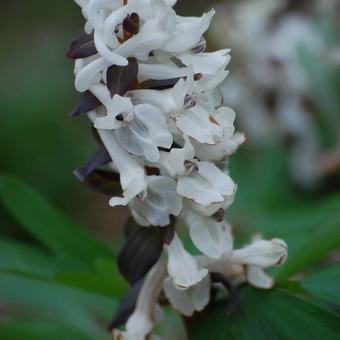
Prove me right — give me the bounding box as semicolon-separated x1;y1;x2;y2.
89;114;147;207
157;135;195;177
130;77;189;115
115;261;166;340
178;49;231;75
230;238;288;267
230;238;288;289
162;10;215;53
184;210;233;259
163;274;210;317
129;176;182;227
92;86;173;162
177;161;236;216
166;233;208;289
193;132;246;162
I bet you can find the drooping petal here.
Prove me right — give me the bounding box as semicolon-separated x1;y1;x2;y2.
92;124;147;207
185;211;233;259
129;176;182;227
163;274;210;317
123;261;166;340
246;266;274;289
166;233;208;289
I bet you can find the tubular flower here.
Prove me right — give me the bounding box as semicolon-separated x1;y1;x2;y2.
67;0;287;337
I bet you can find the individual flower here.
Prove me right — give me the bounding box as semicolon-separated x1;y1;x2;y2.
230;238;288;288
184;210;233;259
129;176;182;227
113;261;166;340
166;233;208;289
92;85;173;162
163;274;211;317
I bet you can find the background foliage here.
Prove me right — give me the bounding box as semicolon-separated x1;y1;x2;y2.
1;0;340;339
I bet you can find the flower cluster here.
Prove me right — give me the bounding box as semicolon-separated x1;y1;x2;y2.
210;0;340;189
67;0;288;338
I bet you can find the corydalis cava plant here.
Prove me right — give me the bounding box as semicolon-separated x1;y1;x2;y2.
67;0;288;338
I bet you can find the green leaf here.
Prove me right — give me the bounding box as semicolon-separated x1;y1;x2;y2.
188;287;340;340
0;318;93;340
0;272;115;337
0;176;113;268
302;264;340;305
0;238;59;276
276;219;340;281
53;258;128;298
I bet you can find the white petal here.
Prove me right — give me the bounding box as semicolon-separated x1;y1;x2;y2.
139;63;189;81
87;0;122;30
163;10;215;53
130;176;182;226
158;135;195;177
95;128;147;206
125;261;166;340
193;133;246;162
177;162;236;206
176;106;224;144
246;266;274;289
163;275;210;317
116;104;173;162
185;211;233;259
75;57;109;92
130;78;188;114
94;95;134;130
115;16;171;61
166;234;208;289
179;49;231;74
231;239;288;268
94;30;128;66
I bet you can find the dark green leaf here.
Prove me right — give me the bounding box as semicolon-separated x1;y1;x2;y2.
276;219;340;281
0;272;116;337
302;263;340;305
0;176;113;268
0;238;59;276
188;286;340;340
0;318;93;340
